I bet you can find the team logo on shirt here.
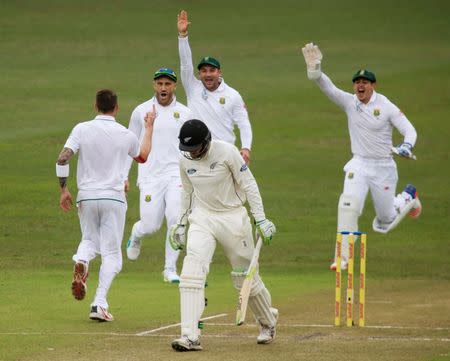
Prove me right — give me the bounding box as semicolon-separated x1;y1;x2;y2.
373;109;380;116
145;195;152;202
219;97;226;104
173;112;180;119
347;172;354;179
210;162;218;170
240;164;248;172
187;168;197;175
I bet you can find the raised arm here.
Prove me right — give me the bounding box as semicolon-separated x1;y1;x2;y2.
177;10;197;94
301;43;353;110
134;105;156;163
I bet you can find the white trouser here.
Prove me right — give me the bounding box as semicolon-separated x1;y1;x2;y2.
179;206;274;340
73;199;126;309
186;206;254;270
342;156;398;224
133;177;181;270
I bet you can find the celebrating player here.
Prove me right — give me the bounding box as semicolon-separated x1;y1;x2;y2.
301;43;422;270
177;10;253;164
56;89;155;321
125;68;193;283
169;119;277;351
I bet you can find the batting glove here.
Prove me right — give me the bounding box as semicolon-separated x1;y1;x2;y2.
301;42;323;80
256;219;276;245
395;142;413;158
169;224;186;250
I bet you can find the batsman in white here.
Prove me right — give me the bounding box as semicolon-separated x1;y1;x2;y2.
169;119;277;351
177;10;253;164
125;68;193;284
301;43;422;270
57;89;155;321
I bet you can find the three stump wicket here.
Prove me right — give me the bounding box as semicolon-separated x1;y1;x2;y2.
335;231;367;327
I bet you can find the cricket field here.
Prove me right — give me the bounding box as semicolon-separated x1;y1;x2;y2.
0;0;449;360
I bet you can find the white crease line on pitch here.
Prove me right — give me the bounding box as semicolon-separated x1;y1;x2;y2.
205;323;450;331
135;313;228;336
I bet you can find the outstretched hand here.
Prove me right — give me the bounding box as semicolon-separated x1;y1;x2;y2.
177;10;190;36
144;104;157;129
301;42;323;80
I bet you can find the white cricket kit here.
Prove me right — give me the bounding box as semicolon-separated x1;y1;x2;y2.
315;73;417;223
126;96;192;270
178;36;253;149
65;115;140;308
177;141;275;341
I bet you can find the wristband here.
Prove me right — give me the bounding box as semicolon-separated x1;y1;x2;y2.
56;163;69;177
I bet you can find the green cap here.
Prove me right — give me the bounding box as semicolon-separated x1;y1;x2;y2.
154;68;177;82
352;69;376;83
197;56;221;70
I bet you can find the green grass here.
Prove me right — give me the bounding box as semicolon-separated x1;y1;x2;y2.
1;0;450;360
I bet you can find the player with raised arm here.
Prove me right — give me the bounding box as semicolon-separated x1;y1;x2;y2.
301;43;422;270
125;68;193;283
57;89;155;321
169;119;277;351
177;10;253;164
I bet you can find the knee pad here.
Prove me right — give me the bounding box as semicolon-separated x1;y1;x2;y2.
337;194;360;233
180;255;207;289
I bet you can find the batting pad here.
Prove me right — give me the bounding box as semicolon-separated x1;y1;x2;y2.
180;256;207;340
232;270;276;327
337;193;360;261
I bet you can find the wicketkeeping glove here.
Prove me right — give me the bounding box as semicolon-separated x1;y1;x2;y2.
256;219;276;245
169;224;186;250
301;42;323;80
395;142;413;158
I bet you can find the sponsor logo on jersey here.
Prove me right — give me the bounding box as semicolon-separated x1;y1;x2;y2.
174;112;180;119
373;109;380;116
219;97;225;104
145;195;152;202
240;164;248;172
187;168;197;175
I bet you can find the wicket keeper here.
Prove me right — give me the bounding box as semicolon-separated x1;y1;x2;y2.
301;43;422;270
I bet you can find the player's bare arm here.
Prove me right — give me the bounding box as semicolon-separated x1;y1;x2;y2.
134;105;156;163
56;147;74;212
177;10;190;37
57;147;74;189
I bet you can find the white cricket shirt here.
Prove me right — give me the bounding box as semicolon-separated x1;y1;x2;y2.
178;36;253;150
64;115;140;202
178;140;265;225
126;96;192;185
316;73;417;159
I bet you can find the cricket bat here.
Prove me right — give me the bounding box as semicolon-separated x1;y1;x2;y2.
236;233;263;326
391;146;417;160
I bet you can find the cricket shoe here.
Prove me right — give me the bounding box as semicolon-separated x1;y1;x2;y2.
171;336;202;352
329;260;348;271
163;269;180;284
71;261;88;301
89;305;114;322
257;307;278;344
126;227;142;261
402;184;422;219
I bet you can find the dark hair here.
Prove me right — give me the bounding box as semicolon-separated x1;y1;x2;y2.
96;89;117;113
